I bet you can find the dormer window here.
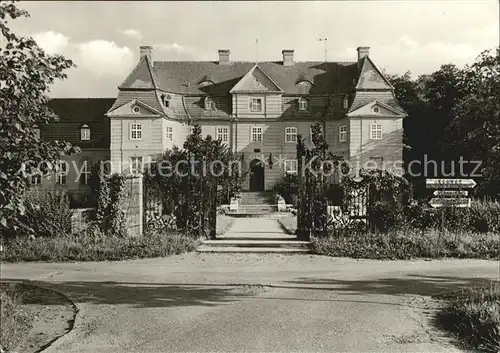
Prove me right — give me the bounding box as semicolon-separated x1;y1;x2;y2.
80;124;91;140
205;97;216;110
296;80;312;94
199;80;214;87
298;98;308;111
161;94;171;108
343;96;349;109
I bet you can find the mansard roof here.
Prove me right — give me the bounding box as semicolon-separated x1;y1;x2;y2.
150;61;358;95
119;55;158;90
355;56;394;90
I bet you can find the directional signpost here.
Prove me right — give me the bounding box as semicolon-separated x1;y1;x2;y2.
426;178;476;234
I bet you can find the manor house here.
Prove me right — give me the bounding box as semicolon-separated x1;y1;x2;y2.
37;45;406;201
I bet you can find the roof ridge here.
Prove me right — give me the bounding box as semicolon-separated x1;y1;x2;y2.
152;60;357;64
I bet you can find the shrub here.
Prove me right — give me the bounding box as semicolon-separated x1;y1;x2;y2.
437;282;500;353
1;231;198;262
274;173;298;205
368;201;406;233
16;189;73;238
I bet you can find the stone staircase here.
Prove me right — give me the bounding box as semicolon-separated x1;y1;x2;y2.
197;217;310;254
232;191;278;216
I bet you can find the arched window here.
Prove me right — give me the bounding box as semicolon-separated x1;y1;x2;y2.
204;97;216;110
298;98;308;111
81;124;91;140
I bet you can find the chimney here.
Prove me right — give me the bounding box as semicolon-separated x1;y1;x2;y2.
218;49;230;65
357;46;370;67
282;50;294;66
140;45;153;62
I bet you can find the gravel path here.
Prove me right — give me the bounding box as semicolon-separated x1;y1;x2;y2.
1;254;498;352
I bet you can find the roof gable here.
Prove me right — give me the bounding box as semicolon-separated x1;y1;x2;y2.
230;64;283;93
107;99;163;117
119;56;158;90
347;100;406;118
355;57;393;90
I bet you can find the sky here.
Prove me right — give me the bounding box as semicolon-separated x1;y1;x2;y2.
9;1;500;98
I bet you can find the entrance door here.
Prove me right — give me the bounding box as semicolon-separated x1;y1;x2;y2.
249;159;265;191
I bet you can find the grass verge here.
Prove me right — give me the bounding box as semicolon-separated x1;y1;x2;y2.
436;282;500;353
277;214;297;235
1;232;198;262
310;230;499;259
0;286;34;351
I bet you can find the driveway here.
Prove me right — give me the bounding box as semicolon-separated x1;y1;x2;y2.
1;254;498;352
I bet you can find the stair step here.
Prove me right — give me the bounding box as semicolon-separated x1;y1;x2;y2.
201;240;310;248
197;246;311;254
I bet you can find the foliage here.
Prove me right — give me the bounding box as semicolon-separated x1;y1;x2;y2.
1;231;198;262
436;282;500;353
107;174;126;237
146;125;246;239
0;2;76;233
88;172;127;237
14;189;72;238
388;49;500;200
274;173;298;205
296;122;345;239
310;229;499;260
0;288;33;351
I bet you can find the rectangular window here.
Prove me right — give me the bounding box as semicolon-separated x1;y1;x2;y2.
216;127;229;142
130;123;142;140
284;159;298;174
80;160;91;185
310;125;323;142
166;126;173;141
251;127;263;142
339;125;347;142
250;98;263;112
370;124;382;140
285;127;297;143
31;174;41;185
130;157;143;175
56;161;67;185
81;125;91;140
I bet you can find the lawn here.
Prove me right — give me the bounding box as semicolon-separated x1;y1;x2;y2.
436;282;500;353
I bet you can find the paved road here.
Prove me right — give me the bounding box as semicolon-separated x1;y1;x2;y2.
2;254;498;353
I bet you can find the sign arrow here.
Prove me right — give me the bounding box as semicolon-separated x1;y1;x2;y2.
433;190;468;197
426;178;477;189
429;197;471;208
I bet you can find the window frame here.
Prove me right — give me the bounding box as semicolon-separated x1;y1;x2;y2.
166;126;173;141
285;126;298;143
250;98;263;112
31;174;41;185
204;97;216;110
80;124;91;141
130;123;142;140
56;160;67;185
284;159;298;174
370;123;382;140
80;160;91;185
339;125;348;142
130;156;143;175
33;125;41;139
251;126;263;142
309;125;323;143
343;96;349;109
216;127;229;143
298;98;308;111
